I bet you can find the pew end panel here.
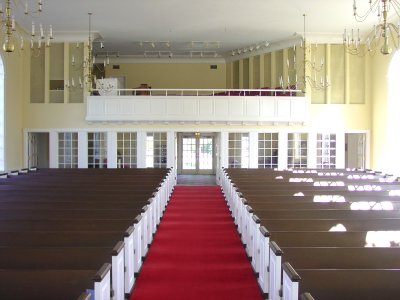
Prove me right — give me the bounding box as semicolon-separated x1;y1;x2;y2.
251;215;261;273
269;241;283;300
94;263;112;300
124;226;135;294
282;262;301;300
133;215;143;274
111;241;125;300
258;225;271;297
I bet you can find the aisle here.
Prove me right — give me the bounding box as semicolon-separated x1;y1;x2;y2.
130;186;263;300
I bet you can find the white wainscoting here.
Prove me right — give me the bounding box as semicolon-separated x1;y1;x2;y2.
86;95;308;124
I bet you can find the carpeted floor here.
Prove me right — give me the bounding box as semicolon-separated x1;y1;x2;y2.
130;186;263;300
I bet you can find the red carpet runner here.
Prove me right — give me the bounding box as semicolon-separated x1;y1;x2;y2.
131;186;263;300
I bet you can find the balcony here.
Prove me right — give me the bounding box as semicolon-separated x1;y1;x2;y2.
86;88;307;125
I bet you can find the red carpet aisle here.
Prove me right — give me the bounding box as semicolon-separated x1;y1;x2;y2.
131;186;263;300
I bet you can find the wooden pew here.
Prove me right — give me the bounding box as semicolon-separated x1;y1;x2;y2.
268;241;400;300
283;263;400;300
0;168;176;300
219;168;400;298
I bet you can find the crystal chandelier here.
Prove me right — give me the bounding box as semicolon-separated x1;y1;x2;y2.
0;0;53;53
344;0;400;55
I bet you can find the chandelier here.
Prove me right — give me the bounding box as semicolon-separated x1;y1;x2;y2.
0;0;53;53
65;13;95;93
288;14;330;93
65;13;117;95
344;0;400;55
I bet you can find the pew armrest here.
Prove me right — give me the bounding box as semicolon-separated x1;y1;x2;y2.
300;292;315;300
77;292;91;300
283;262;301;282
259;225;270;237
93;263;112;282
112;241;124;256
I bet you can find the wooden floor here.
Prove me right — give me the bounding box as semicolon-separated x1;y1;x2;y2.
177;175;217;186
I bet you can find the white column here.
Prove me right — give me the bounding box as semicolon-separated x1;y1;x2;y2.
49;131;58;168
78;131;88;168
167;131;175;169
136;131;147;168
308;132;317;168
220;131;229;168
278;132;288;170
107;131;117;168
336;132;345;169
249;131;258;168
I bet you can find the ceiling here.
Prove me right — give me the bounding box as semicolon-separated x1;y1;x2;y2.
15;0;385;60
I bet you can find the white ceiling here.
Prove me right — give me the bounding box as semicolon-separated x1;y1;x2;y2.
16;0;384;59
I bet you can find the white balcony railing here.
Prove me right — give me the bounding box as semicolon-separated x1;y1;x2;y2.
86;88;307;125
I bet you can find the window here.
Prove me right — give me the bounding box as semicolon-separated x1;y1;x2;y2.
228;133;249;168
316;134;336;169
258;133;278;168
117;132;137;168
88;132;107;168
288;133;308;168
58;132;78;168
146;132;167;168
0;56;3;170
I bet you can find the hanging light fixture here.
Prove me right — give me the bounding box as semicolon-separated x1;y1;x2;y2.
0;0;53;53
344;0;400;56
289;14;330;93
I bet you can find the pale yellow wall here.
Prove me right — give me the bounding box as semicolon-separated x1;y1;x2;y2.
10;40;394;172
105;62;226;90
2;35;30;171
370;51;391;171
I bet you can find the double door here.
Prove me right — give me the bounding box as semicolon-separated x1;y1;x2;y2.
179;133;215;175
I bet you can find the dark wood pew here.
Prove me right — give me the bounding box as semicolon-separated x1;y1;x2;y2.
264;231;386;247
269;243;400;300
275;246;400;270
251;209;400;220
284;264;400;300
0;231;124;247
0;246;120;270
247;200;400;210
0;264;111;300
0;168;174;300
255;217;400;231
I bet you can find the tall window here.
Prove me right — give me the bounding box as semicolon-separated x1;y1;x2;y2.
316;134;336;169
258;133;278;168
146;132;167;168
58;132;78;168
288;133;308;168
117;132;137;168
0;56;4;171
228;133;249;168
88;132;107;168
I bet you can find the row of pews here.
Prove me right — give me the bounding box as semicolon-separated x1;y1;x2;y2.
0;167;176;300
219;167;400;300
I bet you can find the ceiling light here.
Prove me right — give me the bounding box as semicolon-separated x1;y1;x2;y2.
344;0;400;55
151;42;155;48
1;0;53;53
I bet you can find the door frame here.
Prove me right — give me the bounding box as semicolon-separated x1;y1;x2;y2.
177;132;217;175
